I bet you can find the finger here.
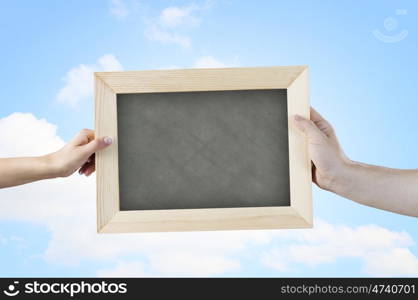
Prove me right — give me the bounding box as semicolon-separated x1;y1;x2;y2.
310;107;326;123
77;153;95;175
86;153;95;164
83;163;96;176
81;159;94;170
78;160;92;175
293;115;326;142
79;160;94;175
82;136;113;156
78;164;88;175
70;129;95;146
310;107;335;138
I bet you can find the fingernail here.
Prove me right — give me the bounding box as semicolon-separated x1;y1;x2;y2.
104;136;113;145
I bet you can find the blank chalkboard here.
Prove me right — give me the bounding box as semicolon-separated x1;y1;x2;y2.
117;89;290;211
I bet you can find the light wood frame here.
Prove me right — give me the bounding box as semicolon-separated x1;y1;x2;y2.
95;66;312;233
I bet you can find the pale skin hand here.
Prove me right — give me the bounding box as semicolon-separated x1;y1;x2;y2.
293;108;418;218
0;129;112;189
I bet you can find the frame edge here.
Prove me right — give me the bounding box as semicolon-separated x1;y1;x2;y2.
95;75;120;232
98;207;311;233
287;67;313;227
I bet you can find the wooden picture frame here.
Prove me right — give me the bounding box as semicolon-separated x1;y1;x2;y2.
95;66;312;233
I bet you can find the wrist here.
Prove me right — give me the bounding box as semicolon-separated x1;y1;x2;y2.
327;158;357;196
39;153;62;179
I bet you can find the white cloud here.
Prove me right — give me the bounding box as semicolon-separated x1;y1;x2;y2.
192;56;230;68
0;113;63;157
56;54;123;106
98;54;124;71
98;254;240;277
109;0;129;19
147;252;240;277
159;5;200;28
363;248;418;276
145;25;191;48
98;261;147;277
261;220;418;276
56;65;93;107
144;2;210;48
0;113;417;277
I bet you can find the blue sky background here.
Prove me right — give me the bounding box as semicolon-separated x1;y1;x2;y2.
0;0;417;277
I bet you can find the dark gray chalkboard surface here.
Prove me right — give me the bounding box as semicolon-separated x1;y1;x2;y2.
117;89;290;210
